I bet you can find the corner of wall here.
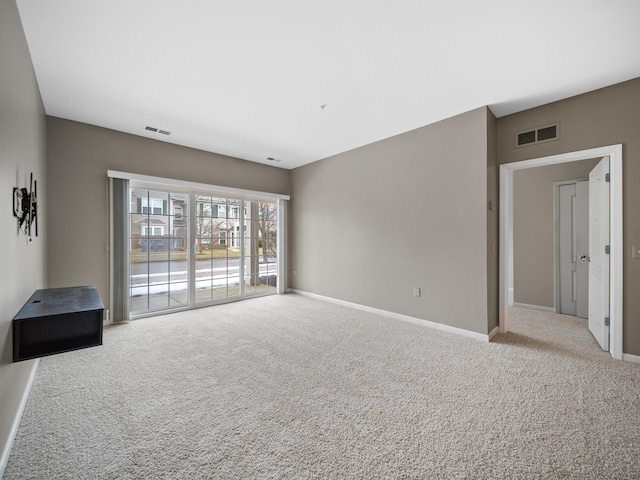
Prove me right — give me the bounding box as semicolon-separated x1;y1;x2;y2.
0;0;48;470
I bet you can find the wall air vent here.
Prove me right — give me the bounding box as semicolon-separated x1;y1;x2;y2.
144;126;172;136
515;122;560;148
537;125;557;141
517;130;536;146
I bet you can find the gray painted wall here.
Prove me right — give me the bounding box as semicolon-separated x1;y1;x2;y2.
290;107;492;334
497;77;640;355
0;0;47;470
512;159;600;308
47;117;291;315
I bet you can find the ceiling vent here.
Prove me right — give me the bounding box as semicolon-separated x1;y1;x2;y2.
515;122;559;148
144;126;171;136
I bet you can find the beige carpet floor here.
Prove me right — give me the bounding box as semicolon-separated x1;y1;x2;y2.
4;294;640;479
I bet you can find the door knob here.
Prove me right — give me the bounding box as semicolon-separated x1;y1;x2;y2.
580;255;590;262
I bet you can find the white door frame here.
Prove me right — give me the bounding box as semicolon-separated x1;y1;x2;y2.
499;144;623;359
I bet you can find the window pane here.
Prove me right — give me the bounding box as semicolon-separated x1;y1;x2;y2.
169;282;188;306
195;196;212;217
148;290;170;310
211;197;226;218
228;276;241;297
196;287;212;303
150;261;169;277
130;291;149;314
211;285;225;299
228;199;241;219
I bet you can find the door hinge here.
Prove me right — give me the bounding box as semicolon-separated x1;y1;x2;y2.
605;245;610;254
605;173;610;182
604;317;610;327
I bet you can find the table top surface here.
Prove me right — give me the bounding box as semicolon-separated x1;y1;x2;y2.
14;286;104;320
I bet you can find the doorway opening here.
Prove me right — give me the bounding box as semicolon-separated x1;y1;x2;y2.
499;145;623;359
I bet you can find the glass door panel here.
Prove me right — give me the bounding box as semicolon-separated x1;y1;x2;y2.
226;198;243;298
194;195;214;303
194;196;247;303
129;187;189;315
244;201;277;296
262;202;278;294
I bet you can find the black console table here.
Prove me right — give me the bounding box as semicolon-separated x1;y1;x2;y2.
13;286;104;362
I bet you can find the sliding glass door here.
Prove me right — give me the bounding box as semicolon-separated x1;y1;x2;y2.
126;181;281;318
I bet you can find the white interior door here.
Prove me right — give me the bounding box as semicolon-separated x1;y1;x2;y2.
588;157;610;350
558;183;577;316
557;180;589;318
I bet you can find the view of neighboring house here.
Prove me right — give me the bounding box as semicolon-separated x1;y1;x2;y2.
130;189;277;254
131;189;188;252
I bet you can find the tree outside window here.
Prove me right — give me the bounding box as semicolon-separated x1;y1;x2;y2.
256;202;277;263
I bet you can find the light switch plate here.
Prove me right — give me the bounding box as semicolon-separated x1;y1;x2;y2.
633;246;640;259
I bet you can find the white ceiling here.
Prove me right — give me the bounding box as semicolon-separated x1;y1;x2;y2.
16;0;640;170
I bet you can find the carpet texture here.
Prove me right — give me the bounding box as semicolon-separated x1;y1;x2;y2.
4;295;640;479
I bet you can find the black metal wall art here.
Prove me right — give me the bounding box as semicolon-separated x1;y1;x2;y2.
13;172;38;239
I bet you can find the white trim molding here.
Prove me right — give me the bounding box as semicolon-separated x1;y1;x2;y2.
290;289;496;342
107;170;290;202
622;353;640;365
0;359;39;478
500;144;623;360
276;198;288;295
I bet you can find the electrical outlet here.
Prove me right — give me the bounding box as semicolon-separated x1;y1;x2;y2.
413;287;421;297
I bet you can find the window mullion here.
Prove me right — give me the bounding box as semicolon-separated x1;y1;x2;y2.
240;200;245;297
188;192;196;306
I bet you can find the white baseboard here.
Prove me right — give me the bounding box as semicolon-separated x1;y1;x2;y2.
512;302;556;313
0;359;39;478
622;353;640;365
289;289;495;342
